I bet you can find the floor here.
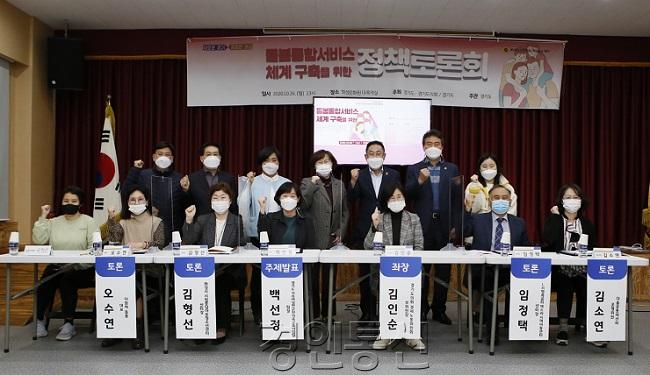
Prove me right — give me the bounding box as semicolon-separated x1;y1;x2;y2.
0;302;649;375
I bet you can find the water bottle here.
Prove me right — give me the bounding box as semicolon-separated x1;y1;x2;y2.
372;231;384;255
8;232;19;256
172;231;182;255
500;232;511;256
578;234;588;257
259;231;269;256
91;231;102;256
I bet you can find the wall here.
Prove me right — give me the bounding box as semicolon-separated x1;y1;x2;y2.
0;0;54;245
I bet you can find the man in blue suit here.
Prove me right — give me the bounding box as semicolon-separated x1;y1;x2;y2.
466;185;530;341
406;129;461;325
348;141;401;322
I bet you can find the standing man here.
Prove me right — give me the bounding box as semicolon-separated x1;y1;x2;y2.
124;141;187;245
406;129;460;325
183;142;238;217
348;141;400;322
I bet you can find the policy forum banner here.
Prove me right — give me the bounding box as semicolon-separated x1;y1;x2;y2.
187;35;565;109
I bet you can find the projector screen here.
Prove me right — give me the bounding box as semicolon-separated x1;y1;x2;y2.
313;97;431;165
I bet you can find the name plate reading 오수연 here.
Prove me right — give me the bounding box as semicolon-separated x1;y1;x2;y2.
23;245;52;256
102;246;132;256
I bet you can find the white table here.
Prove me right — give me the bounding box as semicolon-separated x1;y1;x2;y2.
319;249;486;354
482;252;649;355
0;251;154;353
151;249;320;353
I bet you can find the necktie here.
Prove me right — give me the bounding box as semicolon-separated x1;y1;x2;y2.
494;218;505;250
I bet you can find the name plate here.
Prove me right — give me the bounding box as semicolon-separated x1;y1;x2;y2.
512;246;542;258
268;247;298;256
592;247;622;259
23;245;52;256
102;246;132;256
178;246;209;256
385;245;414;256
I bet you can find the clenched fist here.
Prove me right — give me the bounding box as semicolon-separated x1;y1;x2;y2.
350;168;360;187
180;175;190;192
371;207;381;229
418;168;430;185
41;204;51;219
185;205;197;223
258;196;267;214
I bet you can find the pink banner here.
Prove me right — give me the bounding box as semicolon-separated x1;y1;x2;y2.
187;35;565;109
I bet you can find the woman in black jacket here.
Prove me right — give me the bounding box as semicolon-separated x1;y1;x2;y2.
183;182;246;344
257;181;316;249
542;183;601;347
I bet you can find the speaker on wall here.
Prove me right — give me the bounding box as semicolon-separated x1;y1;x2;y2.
47;37;84;90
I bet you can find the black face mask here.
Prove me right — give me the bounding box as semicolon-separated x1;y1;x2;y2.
61;204;80;215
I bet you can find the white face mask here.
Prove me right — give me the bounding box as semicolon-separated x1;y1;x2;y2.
425;146;442;160
211;200;230;214
202;155;221;170
481;169;498;181
367;157;384;170
262;162;279;176
280;197;298;211
562;198;582;214
315;163;332;177
128;204;147;216
387;199;406;213
154;156;172;169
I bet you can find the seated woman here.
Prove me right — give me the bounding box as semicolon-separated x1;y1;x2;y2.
363;182;425;351
542;183;603;347
104;185;166;349
33;185;99;341
183;182;246;344
257;181;315;250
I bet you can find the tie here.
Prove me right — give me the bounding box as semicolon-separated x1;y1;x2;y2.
494;218;505;250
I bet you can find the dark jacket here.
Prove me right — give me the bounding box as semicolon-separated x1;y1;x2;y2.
541;213;597;252
123;166;187;244
182;212;246;276
347;166;401;247
466;212;530;250
186;169;238;217
257;210;316;249
405;159;461;237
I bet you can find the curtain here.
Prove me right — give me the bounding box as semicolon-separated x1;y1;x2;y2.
55;59;650;246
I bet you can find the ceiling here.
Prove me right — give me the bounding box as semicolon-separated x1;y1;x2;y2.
8;0;650;37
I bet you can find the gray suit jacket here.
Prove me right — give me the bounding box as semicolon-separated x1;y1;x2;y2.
363;211;424;250
300;177;349;249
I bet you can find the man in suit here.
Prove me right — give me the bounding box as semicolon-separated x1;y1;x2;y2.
182;142;238;217
348;141;400;322
406;129;461;325
124;141;188;245
466;184;530;341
